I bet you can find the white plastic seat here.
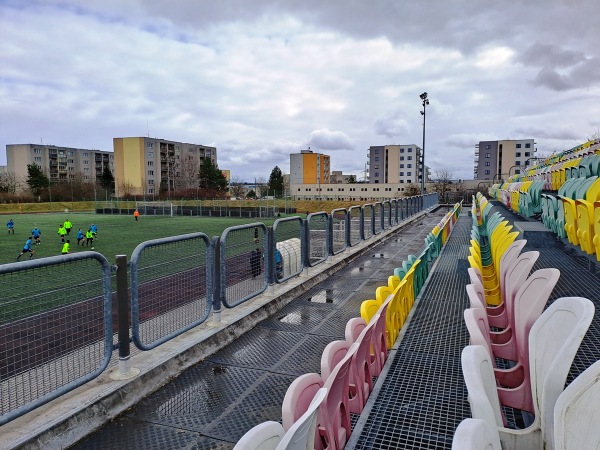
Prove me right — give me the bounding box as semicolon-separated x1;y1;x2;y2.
452;418;501;450
462;297;595;450
277;387;327;450
553;360;600;450
233;421;285;450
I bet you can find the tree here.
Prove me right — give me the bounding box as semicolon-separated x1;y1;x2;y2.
0;171;18;193
267;166;284;197
26;164;49;197
404;183;420;197
246;189;257;199
431;168;454;202
255;177;268;198
199;158;228;191
347;175;356;183
180;154;200;189
229;176;246;199
99;166;115;190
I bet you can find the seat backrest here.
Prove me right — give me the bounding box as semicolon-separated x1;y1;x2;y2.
467;267;484;287
321;340;351;381
464;308;493;361
277;388;327;450
375;286;392;304
514;268;561;374
502;250;540;330
466;283;486;310
553;360;600;450
345;317;367;343
461;345;504;427
371;309;387;371
528;297;595;449
282;373;325;431
360;299;380;323
452;418;502;450
319;347;353;450
233;421;285;450
497;239;527;300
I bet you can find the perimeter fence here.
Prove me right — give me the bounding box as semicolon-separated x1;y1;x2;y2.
0;193;438;425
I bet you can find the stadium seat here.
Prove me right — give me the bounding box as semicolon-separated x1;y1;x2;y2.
575;177;600;254
317;348;353;450
452;418;502;450
344;317;367;343
233;421;285;450
282;373;324;432
553;360;600;450
462;297;594;450
277;388;327;450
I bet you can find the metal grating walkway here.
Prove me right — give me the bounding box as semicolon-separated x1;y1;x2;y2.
71;211;448;449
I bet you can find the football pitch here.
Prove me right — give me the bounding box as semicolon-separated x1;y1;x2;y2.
0;212;281;266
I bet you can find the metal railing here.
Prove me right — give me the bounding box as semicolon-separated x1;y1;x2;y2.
0;252;112;426
0;193;439;425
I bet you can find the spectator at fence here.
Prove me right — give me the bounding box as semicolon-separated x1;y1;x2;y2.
85;229;94;247
64;219;73;235
250;248;262;278
17;237;34;261
134;209;140;222
31;226;42;245
6;219;15;234
62;240;70;255
76;228;84;245
58;224;67;243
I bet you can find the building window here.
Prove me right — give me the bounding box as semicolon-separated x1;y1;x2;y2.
485;170;491;175
407;164;412;168
400;156;404;161
83;168;90;173
147;161;154;167
148;180;154;185
34;156;41;162
407;172;411;176
516;143;522;148
407;156;412;160
525;152;531;157
515;169;521;174
148;170;154;176
516;161;521;166
147;152;154;158
147;142;153;148
374;172;379;177
400;148;404;153
148;188;154;194
374;165;379;169
485;162;491;166
374;149;379;154
525;143;531;148
34;148;42;154
374;157;379;161
485;153;491;158
516;152;521;157
83;152;88;157
84;160;89;164
68;159;74;163
407;148;412;152
485;145;491;150
400;172;404;176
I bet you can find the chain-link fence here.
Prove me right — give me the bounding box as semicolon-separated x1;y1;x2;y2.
362;204;374;239
0;253;112;426
348;206;363;246
220;223;268;307
330;208;348;255
130;233;212;350
306;212;329;266
273;217;304;283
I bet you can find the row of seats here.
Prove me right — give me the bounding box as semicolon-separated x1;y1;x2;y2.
489;139;600;261
454;194;600;449
234;203;463;449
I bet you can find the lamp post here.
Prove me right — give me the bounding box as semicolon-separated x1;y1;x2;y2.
419;92;429;195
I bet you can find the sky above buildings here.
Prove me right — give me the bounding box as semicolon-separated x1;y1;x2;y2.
1;0;599;181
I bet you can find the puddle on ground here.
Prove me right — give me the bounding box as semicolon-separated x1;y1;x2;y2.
306;288;334;303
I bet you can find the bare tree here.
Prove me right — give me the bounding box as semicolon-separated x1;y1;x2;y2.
229;176;246;199
0;171;19;193
180;153;200;189
431;168;455;202
118;180;136;198
404;183;420;196
256;177;268;197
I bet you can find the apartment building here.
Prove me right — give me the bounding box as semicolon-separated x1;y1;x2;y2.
475;139;536;180
367;144;424;184
6;144;114;184
289;150;330;185
113;137;217;196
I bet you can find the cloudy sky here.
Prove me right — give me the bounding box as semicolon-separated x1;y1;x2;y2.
1;0;599;181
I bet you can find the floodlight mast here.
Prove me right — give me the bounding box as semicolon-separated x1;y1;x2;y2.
420;92;429;195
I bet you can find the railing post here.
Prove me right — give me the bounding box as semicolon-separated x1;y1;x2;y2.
267;226;275;288
212;236;222;324
327;215;334;256
113;254;138;379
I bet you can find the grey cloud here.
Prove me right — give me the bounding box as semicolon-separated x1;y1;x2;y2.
512;127;580;141
533;68;573;91
518;42;585;68
308;129;353;151
373;111;409;139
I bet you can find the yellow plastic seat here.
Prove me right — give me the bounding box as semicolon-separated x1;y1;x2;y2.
575;178;600;254
593;201;600;261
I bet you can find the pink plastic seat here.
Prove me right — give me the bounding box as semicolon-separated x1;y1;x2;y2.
317;350;353;450
344;317;367;343
282;373;324;432
321;341;366;414
348;320;374;413
277;387;327;450
371;307;388;376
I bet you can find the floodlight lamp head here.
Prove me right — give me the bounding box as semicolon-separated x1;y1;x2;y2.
420;92;428;100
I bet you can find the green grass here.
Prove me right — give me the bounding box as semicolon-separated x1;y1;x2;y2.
0;212;282;266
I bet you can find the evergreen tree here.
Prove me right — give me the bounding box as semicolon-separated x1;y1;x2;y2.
99;166;115;190
246;189;257;199
198;158;228;190
267;166;284;197
26;164;49;197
